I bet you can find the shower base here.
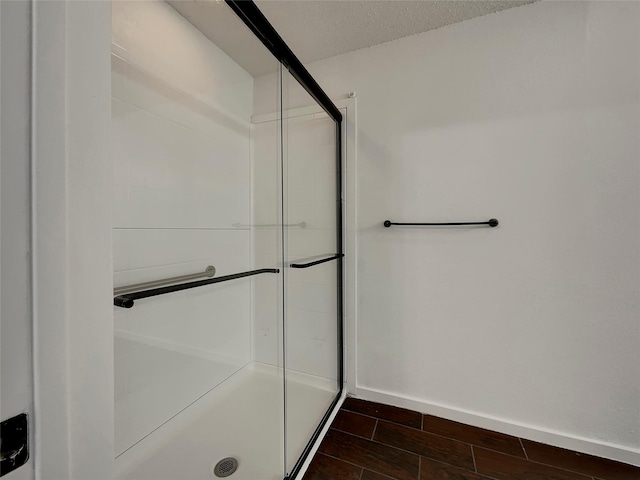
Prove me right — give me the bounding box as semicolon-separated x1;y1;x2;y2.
115;362;337;480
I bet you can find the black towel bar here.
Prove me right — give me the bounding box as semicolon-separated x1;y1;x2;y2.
383;219;499;228
289;254;344;269
114;268;280;308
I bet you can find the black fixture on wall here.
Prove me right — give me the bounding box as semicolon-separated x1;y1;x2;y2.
0;414;29;477
113;269;280;308
384;218;499;228
290;254;344;269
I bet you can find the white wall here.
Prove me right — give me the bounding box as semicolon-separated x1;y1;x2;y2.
0;2;34;478
111;0;254;455
255;0;640;464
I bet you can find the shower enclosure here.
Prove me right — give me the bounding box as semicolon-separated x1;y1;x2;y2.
111;1;343;479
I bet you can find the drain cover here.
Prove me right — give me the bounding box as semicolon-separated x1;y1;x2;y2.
213;457;238;478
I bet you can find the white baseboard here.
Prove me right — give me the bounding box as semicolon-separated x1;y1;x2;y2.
355;386;640;468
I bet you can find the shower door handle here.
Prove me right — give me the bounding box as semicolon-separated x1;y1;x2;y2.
289;254;343;269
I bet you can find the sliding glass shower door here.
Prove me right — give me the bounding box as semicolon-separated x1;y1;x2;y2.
111;2;342;478
112;2;287;478
282;70;343;477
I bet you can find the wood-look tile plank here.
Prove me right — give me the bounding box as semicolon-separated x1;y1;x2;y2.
343;398;422;429
521;440;640;480
319;429;420;480
361;470;398;480
474;447;594;480
332;409;378;439
420;457;493;480
422;415;525;458
373;420;475;472
303;453;363;480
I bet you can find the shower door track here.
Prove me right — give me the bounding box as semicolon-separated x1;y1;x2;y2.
226;2;344;479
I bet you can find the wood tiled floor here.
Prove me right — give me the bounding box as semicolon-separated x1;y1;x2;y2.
303;398;640;480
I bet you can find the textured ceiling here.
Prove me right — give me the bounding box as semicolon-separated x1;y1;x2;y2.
169;0;535;77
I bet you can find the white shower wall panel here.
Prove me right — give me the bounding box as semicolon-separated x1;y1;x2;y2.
111;0;253;121
285;114;338;381
251;112;339;381
111;86;250;230
250;119;282;366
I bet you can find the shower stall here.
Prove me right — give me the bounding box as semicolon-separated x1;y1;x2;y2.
111;1;343;478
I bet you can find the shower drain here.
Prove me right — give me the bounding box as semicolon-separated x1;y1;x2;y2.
213;457;238;477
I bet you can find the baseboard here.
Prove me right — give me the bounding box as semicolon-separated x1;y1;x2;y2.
355;386;640;467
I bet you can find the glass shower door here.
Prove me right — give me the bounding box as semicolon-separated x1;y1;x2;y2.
282;70;342;476
111;2;343;478
112;2;287;478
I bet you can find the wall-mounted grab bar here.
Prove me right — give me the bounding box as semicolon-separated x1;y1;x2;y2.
114;268;280;308
114;265;216;296
232;222;306;228
289;254;344;269
383;219;499;228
